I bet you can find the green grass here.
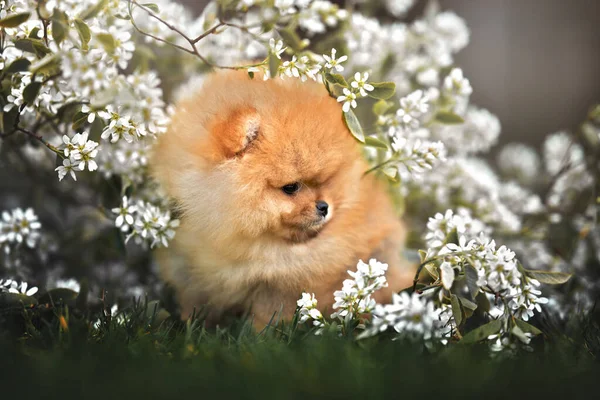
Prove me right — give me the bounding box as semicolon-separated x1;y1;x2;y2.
0;299;599;399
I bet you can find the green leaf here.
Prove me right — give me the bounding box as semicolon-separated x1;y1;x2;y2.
465;264;479;300
450;294;463;327
38;289;79;305
383;166;399;182
511;325;530;343
14;38;51;57
79;0;108;20
29;54;60;75
434;111;465;125
1;107;19;133
372;99;393;116
0;12;31;28
460;319;503;344
277;27;304;51
379;52;396;77
424;263;439;279
142;3;160;13
363;136;388;149
23;82;42;105
72;111;89;131
0;293;37;308
4;58;31;74
367;82;396;100
325;72;348;87
96;32;116;53
515;319;543;336
74;19;92;50
458;296;478;311
28;27;41;39
268;52;280;79
524;270;572;285
343;109;365;143
51;10;70;45
475;291;490;313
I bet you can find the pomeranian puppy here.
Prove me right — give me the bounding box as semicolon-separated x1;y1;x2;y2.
150;70;414;326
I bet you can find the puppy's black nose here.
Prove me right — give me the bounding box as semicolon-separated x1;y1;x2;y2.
316;201;329;217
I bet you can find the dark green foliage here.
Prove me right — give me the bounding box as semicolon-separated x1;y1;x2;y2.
0;298;598;398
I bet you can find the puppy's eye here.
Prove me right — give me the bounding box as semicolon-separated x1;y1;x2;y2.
281;182;300;195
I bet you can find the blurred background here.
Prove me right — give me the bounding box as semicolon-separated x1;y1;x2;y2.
177;0;600;150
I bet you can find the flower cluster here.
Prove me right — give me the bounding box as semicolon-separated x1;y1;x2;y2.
330;259;388;325
111;196;179;248
359;292;445;342
0;0;170;185
56;132;100;181
297;258;450;343
296;293;325;331
0;208;42;254
0;278;38;296
298;259;389;333
421;209;552;349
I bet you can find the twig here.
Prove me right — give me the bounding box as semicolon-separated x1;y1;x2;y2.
15;127;62;155
192;21;225;44
35;3;49;46
363;158;395;175
128;0;266;71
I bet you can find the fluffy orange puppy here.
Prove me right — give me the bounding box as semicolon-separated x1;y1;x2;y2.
150;70;414;326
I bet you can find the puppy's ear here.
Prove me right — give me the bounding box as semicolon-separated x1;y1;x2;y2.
210;107;261;158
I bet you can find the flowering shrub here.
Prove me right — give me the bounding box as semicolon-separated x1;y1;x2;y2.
1;0;599;355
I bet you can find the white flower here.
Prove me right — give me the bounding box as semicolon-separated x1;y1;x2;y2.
497;143;540;185
125;200;179;248
336;88;357;113
7;280;39;296
433;11;470;52
443;68;472;98
323;48;348;72
384;0;415;17
112;196;138;232
55;158;78;182
49;278;81;293
509;279;549;321
431;107;500;155
281;55;302;78
70;132;100;171
81;105;100;123
543;131;584;175
275;0;297;15
395;90;429;130
391;137;446;177
360;292;444;341
350;72;374;97
330;259;388;324
440;261;455;290
0;207;42;248
269;38;286;59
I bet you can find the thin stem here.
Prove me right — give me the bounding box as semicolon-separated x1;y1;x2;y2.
16;127;62;155
128;0;266;71
364;158;395;175
192;21;225;44
128;0;238;70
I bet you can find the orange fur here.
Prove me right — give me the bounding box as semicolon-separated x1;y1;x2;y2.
150;70;414;326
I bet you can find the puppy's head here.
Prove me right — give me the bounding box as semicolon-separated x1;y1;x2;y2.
153;72;365;244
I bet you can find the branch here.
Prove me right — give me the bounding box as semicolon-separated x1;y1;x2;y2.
16;127;62;155
128;0;265;71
